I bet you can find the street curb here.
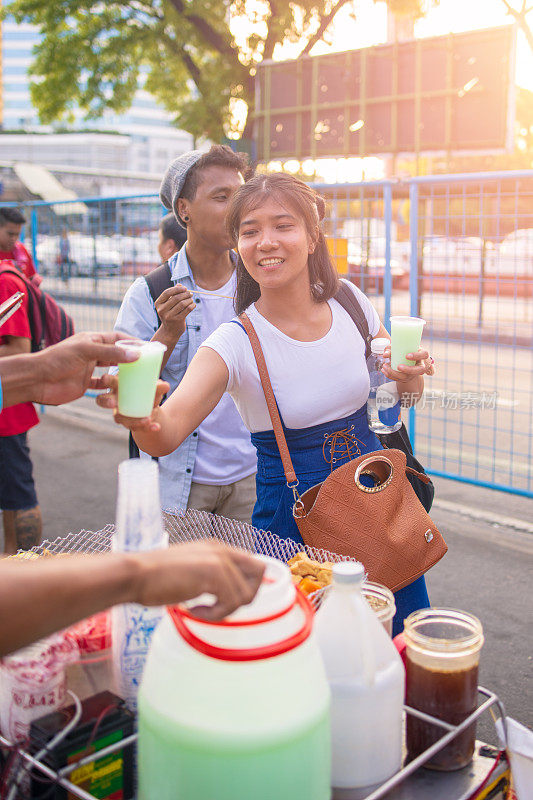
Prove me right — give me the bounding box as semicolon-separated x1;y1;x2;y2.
433;498;533;535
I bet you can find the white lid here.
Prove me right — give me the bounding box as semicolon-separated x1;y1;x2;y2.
332;561;365;585
370;337;389;354
183;555;295;621
226;556;295;620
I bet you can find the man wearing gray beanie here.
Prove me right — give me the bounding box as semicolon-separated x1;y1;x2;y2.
114;145;257;519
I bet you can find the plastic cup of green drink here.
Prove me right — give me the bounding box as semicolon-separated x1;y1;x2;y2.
390;316;426;370
116;339;166;417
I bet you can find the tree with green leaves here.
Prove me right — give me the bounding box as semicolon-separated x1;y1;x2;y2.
2;0;429;143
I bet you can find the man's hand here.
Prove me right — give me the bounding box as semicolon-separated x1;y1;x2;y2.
32;331;140;406
0;541;265;656
155;284;196;344
131;541;266;620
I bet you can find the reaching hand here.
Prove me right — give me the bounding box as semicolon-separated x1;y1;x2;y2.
96;373;170;433
33;331;140;406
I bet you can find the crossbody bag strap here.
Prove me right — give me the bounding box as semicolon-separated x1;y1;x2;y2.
239;312;300;493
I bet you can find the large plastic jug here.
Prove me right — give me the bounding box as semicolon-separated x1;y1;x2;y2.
138;556;331;800
314;561;404;797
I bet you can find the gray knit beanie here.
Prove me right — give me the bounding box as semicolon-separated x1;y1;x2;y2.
159;149;204;226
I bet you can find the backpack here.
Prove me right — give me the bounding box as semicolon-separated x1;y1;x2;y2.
129;262;173;459
0;265;74;352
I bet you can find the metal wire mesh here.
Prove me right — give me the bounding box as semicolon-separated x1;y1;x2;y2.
24;510;354;566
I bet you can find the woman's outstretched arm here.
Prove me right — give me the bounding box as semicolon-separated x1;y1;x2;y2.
97;347;229;457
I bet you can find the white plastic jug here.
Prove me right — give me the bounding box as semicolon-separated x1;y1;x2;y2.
314;561;404;797
138;556;331;800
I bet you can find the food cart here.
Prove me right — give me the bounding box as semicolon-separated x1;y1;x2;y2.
0;512;515;800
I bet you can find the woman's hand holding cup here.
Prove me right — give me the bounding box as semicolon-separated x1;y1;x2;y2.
381;344;433;383
96;373;170;433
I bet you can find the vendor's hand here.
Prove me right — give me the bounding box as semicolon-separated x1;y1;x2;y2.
155;284;196;342
132;541;266;620
95;373;170;433
33;331;140;406
381;345;434;383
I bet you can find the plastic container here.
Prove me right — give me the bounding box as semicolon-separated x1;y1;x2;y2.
65;612;113;700
0;633;77;742
362;581;396;636
404;607;484;771
367;337;402;434
314;562;404;797
116;338;166;417
138;556;331;800
310;580;396;637
111;459;168;711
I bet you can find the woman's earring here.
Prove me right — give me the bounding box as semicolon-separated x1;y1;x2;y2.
183;215;190;222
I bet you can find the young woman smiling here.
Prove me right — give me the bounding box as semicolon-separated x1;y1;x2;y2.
100;173;435;634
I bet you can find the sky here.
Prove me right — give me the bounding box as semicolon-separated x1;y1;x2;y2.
307;0;532;90
250;0;533;179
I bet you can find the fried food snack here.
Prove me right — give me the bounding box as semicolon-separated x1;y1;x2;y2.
287;552;334;595
7;548;53;560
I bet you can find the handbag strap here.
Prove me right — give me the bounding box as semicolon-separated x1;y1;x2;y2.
239;312;300;493
239;310;430;492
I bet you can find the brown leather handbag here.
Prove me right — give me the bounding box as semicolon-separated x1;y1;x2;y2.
240;312;447;593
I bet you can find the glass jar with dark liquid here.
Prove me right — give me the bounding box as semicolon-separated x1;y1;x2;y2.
403;608;484;771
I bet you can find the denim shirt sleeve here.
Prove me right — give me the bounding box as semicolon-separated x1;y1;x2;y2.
114;278;158;340
112;273;199;514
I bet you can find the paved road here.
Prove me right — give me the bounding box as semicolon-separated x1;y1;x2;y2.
4;399;531;743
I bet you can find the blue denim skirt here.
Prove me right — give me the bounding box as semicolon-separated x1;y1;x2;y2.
251;405;429;636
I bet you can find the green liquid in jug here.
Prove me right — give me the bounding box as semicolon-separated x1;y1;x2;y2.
138;701;330;800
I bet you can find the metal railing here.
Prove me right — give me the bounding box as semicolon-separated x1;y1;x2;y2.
3;170;532;497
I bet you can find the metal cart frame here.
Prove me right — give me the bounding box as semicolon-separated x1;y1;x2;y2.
0;686;509;800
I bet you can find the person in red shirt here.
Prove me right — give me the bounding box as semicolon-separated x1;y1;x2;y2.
0;268;41;553
0;207;42;287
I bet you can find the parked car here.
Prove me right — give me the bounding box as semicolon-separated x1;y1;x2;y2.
347;239;407;292
493;229;533;276
36;234;121;277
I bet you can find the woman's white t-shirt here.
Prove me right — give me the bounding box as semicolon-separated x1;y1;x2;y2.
200;281;381;433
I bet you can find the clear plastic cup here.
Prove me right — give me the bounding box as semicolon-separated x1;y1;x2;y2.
117;339;166;417
390;316;426;370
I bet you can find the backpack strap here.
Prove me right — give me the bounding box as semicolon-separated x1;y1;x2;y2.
144;261;173;328
0;266;40;351
334;280;372;360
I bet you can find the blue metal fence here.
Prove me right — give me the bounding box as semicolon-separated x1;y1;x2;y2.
4;170;532;497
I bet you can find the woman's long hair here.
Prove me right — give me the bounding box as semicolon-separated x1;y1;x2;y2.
227;173;339;315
